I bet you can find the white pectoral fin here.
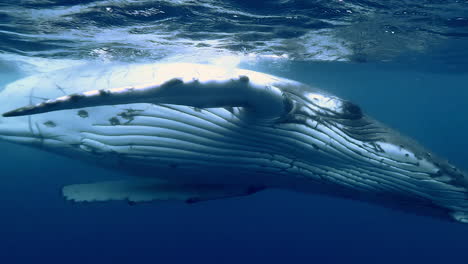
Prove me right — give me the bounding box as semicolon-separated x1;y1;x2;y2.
3;73;288;120
62;179;265;203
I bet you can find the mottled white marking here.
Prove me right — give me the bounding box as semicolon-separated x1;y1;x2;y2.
306;92;342;112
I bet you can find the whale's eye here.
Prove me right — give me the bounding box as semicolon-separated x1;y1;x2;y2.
341;101;363;120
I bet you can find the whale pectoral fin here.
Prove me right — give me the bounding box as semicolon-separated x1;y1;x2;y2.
62;179;265;203
3;71;287;120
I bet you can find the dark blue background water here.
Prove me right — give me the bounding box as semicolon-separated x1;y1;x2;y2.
1;0;468;263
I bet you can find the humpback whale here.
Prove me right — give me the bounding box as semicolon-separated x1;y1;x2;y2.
1;63;467;223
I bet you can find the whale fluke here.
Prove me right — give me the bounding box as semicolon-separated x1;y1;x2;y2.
3;64;288;120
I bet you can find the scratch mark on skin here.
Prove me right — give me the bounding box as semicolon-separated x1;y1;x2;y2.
123;66;130;79
368;142;385;153
152;66;156;82
106;68;114;90
55;84;67;95
31;96;50;101
34;122;45;148
27;87;35;136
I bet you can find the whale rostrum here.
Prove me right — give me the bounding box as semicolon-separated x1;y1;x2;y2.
1;63;467;223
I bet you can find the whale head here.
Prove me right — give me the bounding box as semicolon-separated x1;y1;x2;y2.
277;82;468;222
1;63;467;223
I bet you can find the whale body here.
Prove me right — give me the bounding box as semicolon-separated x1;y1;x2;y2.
1;62;467;223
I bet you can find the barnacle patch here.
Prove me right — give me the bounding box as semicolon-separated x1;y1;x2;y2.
99;89;112;96
117;109;143;124
69;93;85;102
78;110;89;118
43;121;56;127
109;117;121;125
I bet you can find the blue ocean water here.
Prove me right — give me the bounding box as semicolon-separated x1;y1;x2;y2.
0;1;468;263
